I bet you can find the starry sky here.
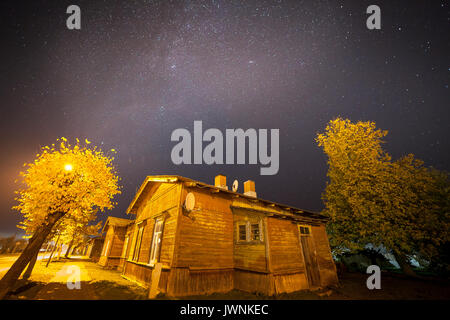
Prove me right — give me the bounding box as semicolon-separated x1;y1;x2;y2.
0;0;449;236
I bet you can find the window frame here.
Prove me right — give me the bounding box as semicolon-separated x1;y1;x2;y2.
132;223;145;262
299;225;311;236
250;222;261;241
236;219;264;243
149;217;165;267
238;223;248;242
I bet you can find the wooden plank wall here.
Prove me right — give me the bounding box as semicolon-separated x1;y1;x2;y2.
109;226;126;258
273;272;308;294
233;212;267;272
89;238;103;262
167;268;234;296
98;227;114;266
311;225;339;287
136;183;180;266
122;262;153;287
267;217;305;273
234;270;273;295
123;183;181;286
121;180;338;295
175;188;234;269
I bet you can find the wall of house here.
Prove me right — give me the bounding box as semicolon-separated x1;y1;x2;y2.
311;225;339;287
98;225;127;268
267;217;305;273
122;182;182;288
98;226;114;267
175;187;234;269
233;211;267;272
167;186;234;296
120;179;338;296
110;226;126;257
118;225;134;271
266;217;309;293
89;238;103;262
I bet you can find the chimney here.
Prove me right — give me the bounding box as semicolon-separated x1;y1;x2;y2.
243;180;257;198
214;174;228;190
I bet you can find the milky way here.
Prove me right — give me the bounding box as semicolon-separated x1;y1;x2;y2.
0;0;449;235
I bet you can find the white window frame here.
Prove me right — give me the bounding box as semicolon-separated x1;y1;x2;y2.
132;224;144;262
149;218;164;266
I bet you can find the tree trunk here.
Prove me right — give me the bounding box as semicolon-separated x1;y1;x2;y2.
0;212;64;299
393;251;417;277
65;239;74;258
22;250;39;280
64;245;72;258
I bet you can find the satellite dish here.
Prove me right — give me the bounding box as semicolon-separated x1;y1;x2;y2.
232;180;239;192
184;192;195;212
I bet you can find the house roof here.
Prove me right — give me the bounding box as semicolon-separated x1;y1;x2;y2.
102;216;133;233
126;175;328;223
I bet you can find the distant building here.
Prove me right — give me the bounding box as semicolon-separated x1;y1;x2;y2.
83;236;104;263
98;217;133;269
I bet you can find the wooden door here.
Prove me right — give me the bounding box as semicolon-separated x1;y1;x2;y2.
299;226;321;287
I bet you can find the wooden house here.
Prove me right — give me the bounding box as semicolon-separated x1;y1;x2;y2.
98;217;133;269
121;175;338;297
83;236;104;262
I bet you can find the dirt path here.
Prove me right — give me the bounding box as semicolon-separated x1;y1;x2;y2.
1;256;148;300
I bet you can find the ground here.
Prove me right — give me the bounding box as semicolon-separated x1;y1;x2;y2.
0;254;148;300
0;254;449;300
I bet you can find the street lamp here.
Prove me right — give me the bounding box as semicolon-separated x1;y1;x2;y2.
64;164;73;172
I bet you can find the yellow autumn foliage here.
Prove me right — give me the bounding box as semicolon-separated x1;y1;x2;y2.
316;118;450;261
14;138;121;236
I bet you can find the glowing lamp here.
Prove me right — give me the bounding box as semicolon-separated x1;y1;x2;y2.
64;164;73;171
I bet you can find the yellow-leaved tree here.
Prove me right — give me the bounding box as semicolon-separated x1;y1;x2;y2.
0;138;120;299
316;118;450;276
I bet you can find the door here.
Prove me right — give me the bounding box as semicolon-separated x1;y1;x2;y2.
299;225;321;287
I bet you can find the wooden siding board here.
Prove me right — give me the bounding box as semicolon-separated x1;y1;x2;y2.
124;182;182;282
311;225;339;287
175;189;234;269
267;217;305;273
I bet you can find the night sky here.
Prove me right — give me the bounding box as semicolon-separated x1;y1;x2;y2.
0;1;449;236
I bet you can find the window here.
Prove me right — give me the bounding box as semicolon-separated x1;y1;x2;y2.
299;225;311;236
238;224;247;241
251;223;261;240
149;218;164;266
237;220;263;242
132;224;144;261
